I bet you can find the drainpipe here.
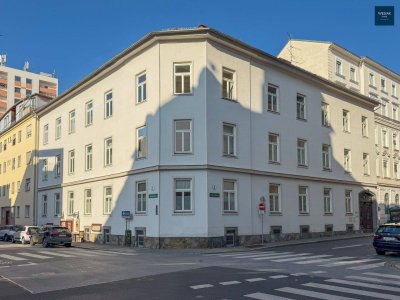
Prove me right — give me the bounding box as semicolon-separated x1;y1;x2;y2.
32;109;39;226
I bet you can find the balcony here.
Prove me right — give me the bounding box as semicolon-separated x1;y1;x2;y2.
0;78;7;85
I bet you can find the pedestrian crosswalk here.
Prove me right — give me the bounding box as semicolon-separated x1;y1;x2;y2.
0;248;137;265
208;250;385;270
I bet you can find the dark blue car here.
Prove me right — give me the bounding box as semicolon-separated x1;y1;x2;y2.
373;223;400;255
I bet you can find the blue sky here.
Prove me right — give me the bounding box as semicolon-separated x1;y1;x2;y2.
1;0;399;93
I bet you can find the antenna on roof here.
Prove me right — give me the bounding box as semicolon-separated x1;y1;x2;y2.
52;69;57;78
287;32;294;63
23;60;30;71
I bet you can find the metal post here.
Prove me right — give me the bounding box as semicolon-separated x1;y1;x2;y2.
261;214;264;244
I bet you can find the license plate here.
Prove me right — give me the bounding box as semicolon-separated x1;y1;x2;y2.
383;237;395;241
59;234;66;237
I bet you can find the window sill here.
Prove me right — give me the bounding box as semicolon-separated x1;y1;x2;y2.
85;124;93;128
323;168;332;172
345;213;354;216
221;97;238;103
268;161;280;165
363;174;370;177
343;130;351;134
269;212;282;216
136;100;148;105
83;214;92;217
335;73;345;79
362;135;369;139
267;110;280;115
344;171;352;175
223;154;238;159
297;164;308;169
299;213;310;216
173;212;194;216
174;152;193;156
296;117;307;122
321;124;331;128
324;213;333;216
349;79;359;85
104;116;113;120
135;212;147;216
381;90;388;95
369;84;377;90
223;211;238;215
174;92;193;96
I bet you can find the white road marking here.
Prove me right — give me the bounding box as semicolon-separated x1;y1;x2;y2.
254;253;310;261
304;282;399;300
290;273;307;276
346;275;400;286
58;250;97;257
92;250;137;256
363;272;400;280
38;251;76;258
272;254;331;263
16;262;37;267
245;278;266;282
348;262;385;270
326;279;400;293
269;275;288;279
331;244;363;250
232;252;286;259
245;292;294;300
277;287;357;300
295;256;355;264
310;271;327;274
0;254;27;261
320;258;380;267
220;280;241;285
190;284;213;289
17;252;52;259
213;251;274;257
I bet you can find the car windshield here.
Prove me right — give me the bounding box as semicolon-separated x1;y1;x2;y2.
377;226;400;234
51;227;70;234
15;226;25;231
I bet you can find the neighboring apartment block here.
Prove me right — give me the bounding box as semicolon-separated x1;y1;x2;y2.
36;27;379;247
0;64;58;118
279;40;400;225
0;94;52;225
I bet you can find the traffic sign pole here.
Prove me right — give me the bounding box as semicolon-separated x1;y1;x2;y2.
258;198;266;245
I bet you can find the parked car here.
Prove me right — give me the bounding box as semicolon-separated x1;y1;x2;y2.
13;226;39;244
30;226;72;248
373;223;400;255
6;225;25;243
0;225;17;241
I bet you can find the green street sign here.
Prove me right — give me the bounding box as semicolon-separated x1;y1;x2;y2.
209;193;220;198
149;193;158;199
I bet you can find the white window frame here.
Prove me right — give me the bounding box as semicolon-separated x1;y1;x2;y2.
25;205;30;218
321;102;329;126
54;193;61;217
296;94;306;120
104;137;113;166
136;72;147;103
55;117;61;140
136;181;147;214
298;186;309;214
392;83;397;97
55;155;61;178
136;126;147;158
68;150;75;175
345;190;353;214
268;133;280;163
349;66;357;82
344;149;352;172
383;160;390;178
381;78;386;92
223;179;237;213
67;191;74;216
103;186;112;214
84;189;92;215
382;129;389;148
174;63;192;94
85;144;93;171
222;67;236;100
297;139;308;167
394;162;399;180
343;110;350;132
104;91;113;118
223;123;236;156
86;100;93;126
69;110;76;134
43;124;49;145
267;84;279;113
361;116;368;137
322;144;332;170
269;183;281;213
42;194;48;217
363;153;370;175
393;106;398;121
26;124;32;138
174;178;192;213
42;159;48;181
369;73;375;86
323;188;332;214
174;120;192;154
335;59;342;75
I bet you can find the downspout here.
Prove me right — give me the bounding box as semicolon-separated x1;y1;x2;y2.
32;110;39;226
158;42;161;249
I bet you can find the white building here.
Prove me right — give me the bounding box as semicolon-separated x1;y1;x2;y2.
279;40;400;227
37;27;378;247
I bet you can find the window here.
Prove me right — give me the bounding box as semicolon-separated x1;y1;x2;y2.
25;205;30;218
86;101;93;126
55;155;61;177
296;94;306;120
55;117;61;139
382;129;389;147
173;120;192;154
136;126;147;158
343;110;350;132
269;183;281;213
297;139;308;167
104;137;113;166
350;67;356;81
104;187;112;214
369;73;375;86
363;153;370;175
361;116;368;137
26;78;32;85
381;78;386;92
393;106;398;121
136;181;147;213
15;87;21;93
335;60;342;75
67;191;74;215
344;149;351;172
26;151;32;165
376;157;380;177
26;89;32;96
43;124;49;145
25;178;31;192
15;76;21;83
381;102;387;116
18;130;21;143
323;188;332;213
222;68;236;100
298;186;309;214
68;150;75;174
26;124;32;138
69;110;76;134
267;85;279;113
42;195;48;217
345;190;352;214
383;160;390;178
17;181;20;192
54;193;61;216
392;83;397;97
393;133;399;150
384;193;389;211
174;63;191;94
223;123;236;156
11;182;15;194
16;206;20;218
104;91;113;118
84;189;92;215
136;72;147;103
223;180;237;212
321;103;329;126
394;163;399;180
396;194;400;206
85;144;93;171
268;133;279;163
175;179;192;212
42;159;48;181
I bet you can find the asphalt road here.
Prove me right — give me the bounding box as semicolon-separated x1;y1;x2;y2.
0;236;399;299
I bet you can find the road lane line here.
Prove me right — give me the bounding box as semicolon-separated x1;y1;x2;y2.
17;252;52;259
295;256;355;264
190;284;213;289
38;251;76;258
58;250;97;257
303;282;399;299
326;279;400;293
245;292;294;300
272;254;331;262
363;272;400;280
0;254;27;261
277;287;357;300
220;280;241;285
310;271;326;274
91;250;137;256
290;273;307;276
211;251;274;257
254;253;310;261
348;262;385;270
235;252;291;259
346;275;400;286
246;278;266;282
332;244;363;250
319;258;380;267
269;275;288;279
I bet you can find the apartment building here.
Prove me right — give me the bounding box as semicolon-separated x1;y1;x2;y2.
279;40;400;225
0;94;52;225
36;27;378;247
0;64;58;118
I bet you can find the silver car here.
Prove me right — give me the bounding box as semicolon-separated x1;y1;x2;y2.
13;226;39;244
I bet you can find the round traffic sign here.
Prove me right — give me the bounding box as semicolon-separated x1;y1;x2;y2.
258;202;265;211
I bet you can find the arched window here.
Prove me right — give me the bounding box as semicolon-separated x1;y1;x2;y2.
395;194;399;206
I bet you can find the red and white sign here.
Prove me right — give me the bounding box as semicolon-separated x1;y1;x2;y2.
258;202;265;213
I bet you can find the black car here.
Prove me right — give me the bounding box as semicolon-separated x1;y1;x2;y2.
30;225;72;248
373;223;400;255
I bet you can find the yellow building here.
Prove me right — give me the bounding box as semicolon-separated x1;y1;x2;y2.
0;94;51;225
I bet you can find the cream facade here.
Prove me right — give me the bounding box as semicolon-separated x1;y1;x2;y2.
36;27;378;247
279;40;400;225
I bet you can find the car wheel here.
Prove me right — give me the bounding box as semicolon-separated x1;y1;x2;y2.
376;250;386;255
65;243;71;247
11;236;15;243
42;238;49;248
30;238;35;246
21;237;26;244
4;234;8;242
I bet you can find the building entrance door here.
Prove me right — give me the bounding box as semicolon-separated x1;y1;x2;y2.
359;191;374;231
5;210;10;225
